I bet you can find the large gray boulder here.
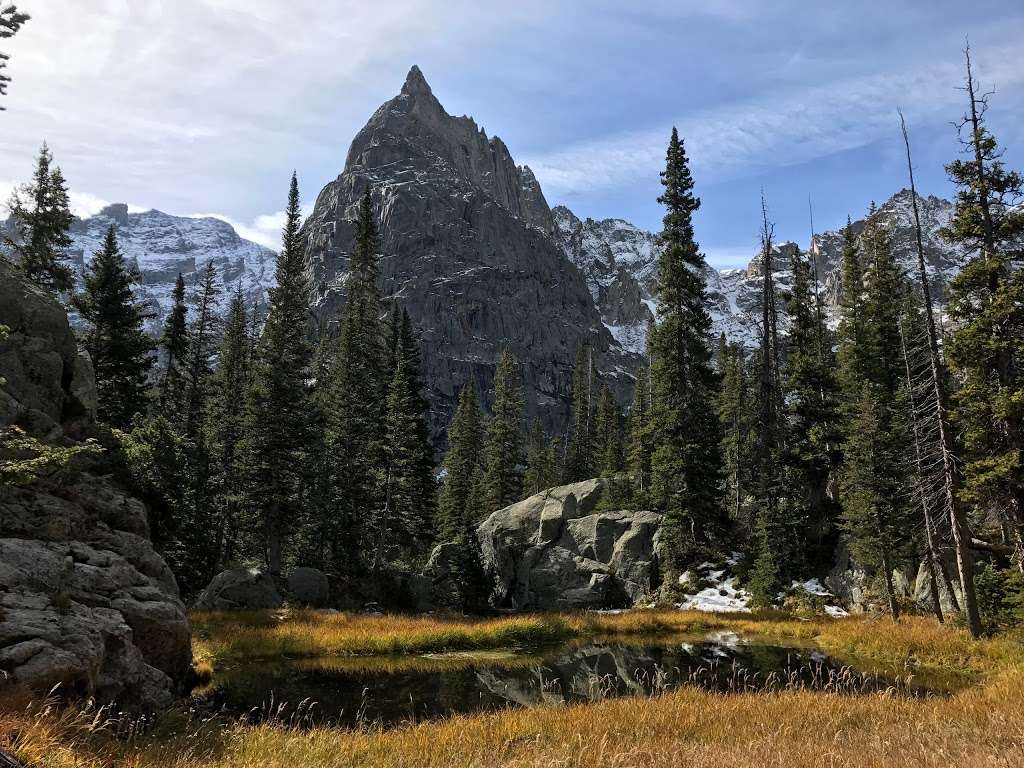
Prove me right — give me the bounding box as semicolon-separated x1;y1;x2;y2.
477;479;662;610
286;567;330;608
0;261;191;710
194;568;283;611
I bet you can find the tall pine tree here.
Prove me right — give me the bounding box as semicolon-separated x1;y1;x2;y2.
626;365;653;503
375;307;436;567
182;261;221;439
4;143;74;293
324;187;388;570
942;47;1024;574
158;273;189;416
206;286;251;568
649;127;727;569
783;246;842;566
484;349;524;509
73;225;153;428
564;343;595;482
242;173;317;574
837;210;915;620
438;383;485;540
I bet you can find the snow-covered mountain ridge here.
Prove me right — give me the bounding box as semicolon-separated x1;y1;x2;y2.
65;204;277;333
553;189;965;353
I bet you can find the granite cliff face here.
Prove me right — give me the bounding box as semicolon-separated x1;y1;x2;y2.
302;67;638;440
0;259;191;710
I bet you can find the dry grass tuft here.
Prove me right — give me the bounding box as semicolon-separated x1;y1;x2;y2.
4;613;1023;768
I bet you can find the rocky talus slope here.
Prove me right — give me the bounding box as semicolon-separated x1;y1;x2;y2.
0;259;191;710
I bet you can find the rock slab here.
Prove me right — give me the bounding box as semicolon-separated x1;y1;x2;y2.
193;568;283;611
477;479;662;609
0;260;191;710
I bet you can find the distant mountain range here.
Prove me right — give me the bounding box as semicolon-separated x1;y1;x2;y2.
63;204;277;334
26;67;969;440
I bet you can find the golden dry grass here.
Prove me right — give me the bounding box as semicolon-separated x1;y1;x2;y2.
3;614;1023;768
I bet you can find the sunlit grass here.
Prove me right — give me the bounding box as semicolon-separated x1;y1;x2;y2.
4;615;1023;768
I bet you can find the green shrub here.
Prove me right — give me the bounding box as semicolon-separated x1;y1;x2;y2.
975;563;1024;634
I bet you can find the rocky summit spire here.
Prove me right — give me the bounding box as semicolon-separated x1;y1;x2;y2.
402;65;432;98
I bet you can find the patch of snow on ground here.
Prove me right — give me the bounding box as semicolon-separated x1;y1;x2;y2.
679;564;752;613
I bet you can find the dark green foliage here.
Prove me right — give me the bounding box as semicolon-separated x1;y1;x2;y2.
375;308;436;567
183;261;221;439
746;211;797;607
241;173;317;574
158;273;189;415
73;225;153;429
121;415;210;595
974;563;1024;634
941;62;1024;542
324;187;388;570
483;348;524;509
564;343;595;483
0;5;29;108
717;336;754;529
524;419;558;496
648;128;727;568
593;383;621;478
205;287;250;567
782;248;842;567
438;383;485;540
4;144;74;293
625;368;652;505
836;212;915;620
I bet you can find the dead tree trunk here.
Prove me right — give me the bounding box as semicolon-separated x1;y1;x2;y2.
899;109;982;638
897;316;944;623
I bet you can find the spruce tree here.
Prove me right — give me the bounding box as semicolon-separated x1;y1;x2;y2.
648;128;726;568
747;204;796;606
4;144;74;293
183;261;221;439
524;419;551;496
717;336;753;529
206;286;250;568
783;247;842;565
438;383;485;540
158;273;189;415
242;173;317;574
73;225;153;428
324;186;388;569
0;5;29;108
564;343;595;482
594;383;621;477
837;210;915;620
484;348;524;509
626;365;653;503
941;47;1024;573
374;307;436;567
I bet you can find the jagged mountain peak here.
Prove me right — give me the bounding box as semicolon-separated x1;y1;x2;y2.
302;70;628;443
401;64;432;97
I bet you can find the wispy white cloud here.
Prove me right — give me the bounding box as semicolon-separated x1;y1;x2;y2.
0;179;147;219
186;203;314;251
526;41;1024;197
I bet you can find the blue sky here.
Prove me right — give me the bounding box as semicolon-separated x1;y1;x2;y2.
1;1;1022;266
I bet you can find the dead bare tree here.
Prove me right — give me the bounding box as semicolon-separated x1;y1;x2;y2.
898;108;981;637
